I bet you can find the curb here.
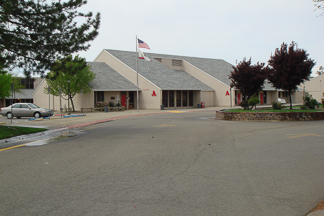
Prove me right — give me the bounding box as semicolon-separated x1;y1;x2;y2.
66;112;170;129
28;114;86;121
0;122;6;125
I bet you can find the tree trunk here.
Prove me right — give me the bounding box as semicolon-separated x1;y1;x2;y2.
70;95;75;112
289;90;293;109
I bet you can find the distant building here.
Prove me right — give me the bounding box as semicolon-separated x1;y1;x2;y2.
2;78;42;107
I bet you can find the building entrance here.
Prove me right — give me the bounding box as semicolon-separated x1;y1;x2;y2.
162;90;193;108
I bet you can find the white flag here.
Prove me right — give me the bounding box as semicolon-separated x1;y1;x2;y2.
138;49;151;61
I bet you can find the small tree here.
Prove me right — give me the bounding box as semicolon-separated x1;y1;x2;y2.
303;92;318;109
44;55;95;112
0;66;12;103
11;75;26;101
268;42;315;109
229;58;268;109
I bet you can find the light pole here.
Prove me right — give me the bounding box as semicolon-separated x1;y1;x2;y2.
68;79;70;115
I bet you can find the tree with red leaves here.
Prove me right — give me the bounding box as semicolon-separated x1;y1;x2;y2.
268;42;315;109
229;58;268;108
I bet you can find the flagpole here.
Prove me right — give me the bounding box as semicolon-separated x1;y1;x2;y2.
136;35;139;112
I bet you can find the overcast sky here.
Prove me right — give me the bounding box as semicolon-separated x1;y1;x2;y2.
77;0;323;76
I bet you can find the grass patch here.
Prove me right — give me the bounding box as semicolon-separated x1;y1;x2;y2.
224;108;323;113
0;125;48;139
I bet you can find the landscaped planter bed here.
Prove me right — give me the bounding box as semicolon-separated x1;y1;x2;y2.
216;110;324;121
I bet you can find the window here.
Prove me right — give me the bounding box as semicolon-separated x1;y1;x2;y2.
20;78;34;89
162;91;168;107
283;91;288;97
263;91;267;104
12;104;20;108
176;91;181;107
96;91;104;101
182;91;187;107
21;104;29;108
169;91;174;107
189;91;193;106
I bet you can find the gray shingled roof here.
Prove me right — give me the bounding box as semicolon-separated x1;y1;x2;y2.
87;62;138;91
147;53;234;86
105;50;213;91
263;80;276;91
12;89;34;99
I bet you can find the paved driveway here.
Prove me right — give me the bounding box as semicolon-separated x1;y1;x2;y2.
0;110;323;215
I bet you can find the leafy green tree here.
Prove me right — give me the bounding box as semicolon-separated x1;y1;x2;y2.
0;67;12;104
44;55;95;112
11;75;26;101
268;42;315;109
0;0;100;77
229;58;268;109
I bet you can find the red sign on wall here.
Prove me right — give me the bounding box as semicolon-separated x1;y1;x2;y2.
152;91;157;96
225;91;230;96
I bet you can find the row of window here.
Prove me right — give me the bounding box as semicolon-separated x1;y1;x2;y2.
278;91;289;97
20;79;34;89
162;90;193;107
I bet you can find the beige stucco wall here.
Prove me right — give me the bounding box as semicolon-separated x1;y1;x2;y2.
33;78;43;89
193;91;201;108
291;91;303;104
182;60;231;107
303;74;324;102
94;50;162;109
201;91;216;107
266;91;277;104
33;79;94;111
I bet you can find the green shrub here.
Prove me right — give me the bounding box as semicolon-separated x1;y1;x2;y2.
308;99;318;109
272;102;282;110
240;100;249;110
108;101;115;107
303;92;319;109
115;102;121;107
96;101;108;108
248;96;260;109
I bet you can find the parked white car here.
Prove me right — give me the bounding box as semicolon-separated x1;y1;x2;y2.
278;98;286;103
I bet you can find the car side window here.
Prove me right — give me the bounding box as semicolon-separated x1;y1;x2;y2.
21;104;29;108
12;104;21;108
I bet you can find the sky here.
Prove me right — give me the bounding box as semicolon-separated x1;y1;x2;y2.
51;0;324;77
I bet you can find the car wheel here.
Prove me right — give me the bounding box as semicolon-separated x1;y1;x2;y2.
6;112;13;119
17;117;21;119
34;112;41;118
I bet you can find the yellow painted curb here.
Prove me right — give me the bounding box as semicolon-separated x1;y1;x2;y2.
34;118;44;121
169;111;186;113
0;122;6;125
49;117;58;120
0;144;26;152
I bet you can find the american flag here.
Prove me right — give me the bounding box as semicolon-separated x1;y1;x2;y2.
138;39;150;50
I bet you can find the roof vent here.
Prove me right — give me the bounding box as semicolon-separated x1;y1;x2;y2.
172;59;182;66
155;58;162;63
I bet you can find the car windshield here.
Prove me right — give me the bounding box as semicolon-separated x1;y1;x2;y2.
28;103;39;108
